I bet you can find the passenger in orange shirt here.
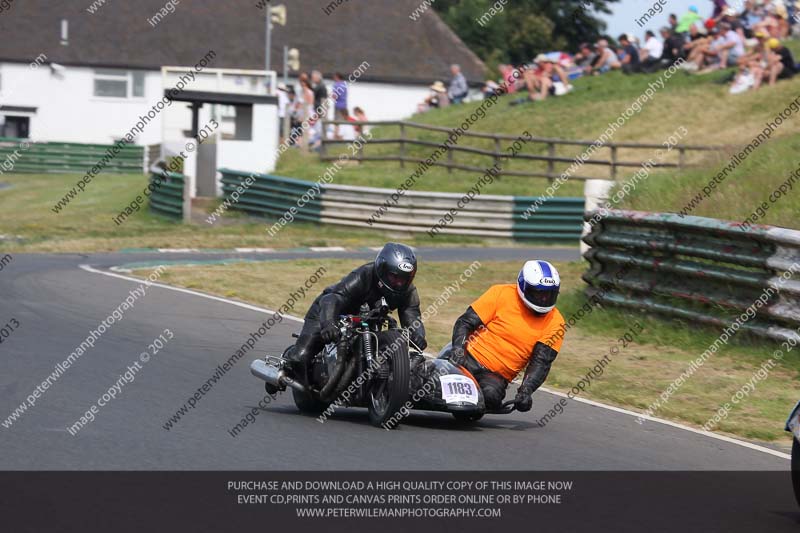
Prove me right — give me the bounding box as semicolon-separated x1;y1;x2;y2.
448;260;566;412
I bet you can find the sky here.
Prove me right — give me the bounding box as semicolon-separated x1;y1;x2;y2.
599;0;716;39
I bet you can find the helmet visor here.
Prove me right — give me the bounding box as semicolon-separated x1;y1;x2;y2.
523;285;559;309
385;271;412;292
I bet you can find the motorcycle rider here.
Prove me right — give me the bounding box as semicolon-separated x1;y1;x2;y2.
447;260;565;412
283;243;427;384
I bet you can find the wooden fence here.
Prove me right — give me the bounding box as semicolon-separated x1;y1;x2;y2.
320;120;722;182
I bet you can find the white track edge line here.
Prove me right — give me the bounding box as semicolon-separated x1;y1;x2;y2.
539;386;790;460
79;264;304;324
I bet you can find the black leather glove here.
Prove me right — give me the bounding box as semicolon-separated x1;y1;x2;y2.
450;345;466;366
411;335;428;351
320;323;340;344
450;307;483;367
514;388;533;412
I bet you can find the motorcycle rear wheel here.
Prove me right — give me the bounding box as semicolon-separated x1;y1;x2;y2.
368;330;410;429
292;388;330;416
283;345;331;416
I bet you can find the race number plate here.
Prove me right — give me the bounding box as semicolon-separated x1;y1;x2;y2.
440;375;478;405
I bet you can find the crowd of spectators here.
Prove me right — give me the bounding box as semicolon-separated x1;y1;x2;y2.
417;64;470;112
591;0;799;92
277;70;368;150
467;0;799;105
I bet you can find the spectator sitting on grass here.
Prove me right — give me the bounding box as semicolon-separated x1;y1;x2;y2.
752;37;797;88
769;38;797;80
574;42;597;74
754;10;784;38
521;55;573;102
681;24;714;71
640;30;664;72
697;21;745;72
730;30;769;93
618;34;642;74
740;0;767;37
589;39;621;75
498;64;522;93
417;81;450;113
659;26;685;65
482;80;501;99
720;6;746;37
693;26;729;72
668;13;679;32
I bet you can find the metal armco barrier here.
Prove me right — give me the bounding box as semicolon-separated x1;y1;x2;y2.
220;169;584;241
583;209;800;342
149;169;190;222
0;137;145;174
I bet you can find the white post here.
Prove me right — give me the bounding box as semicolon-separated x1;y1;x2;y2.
581;179;615;255
265;9;272;75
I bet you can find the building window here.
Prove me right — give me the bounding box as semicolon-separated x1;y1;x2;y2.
218;105;252;140
93;69;147;98
2;116;30;139
132;71;145;97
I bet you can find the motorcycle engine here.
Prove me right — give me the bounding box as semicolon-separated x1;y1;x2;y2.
322;343;338;381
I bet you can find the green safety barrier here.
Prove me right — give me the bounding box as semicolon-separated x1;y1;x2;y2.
0;137;144;174
148;169;187;220
219;169;585;241
583;209;800;343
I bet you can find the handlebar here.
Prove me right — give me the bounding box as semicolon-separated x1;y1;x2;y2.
365;304;389;320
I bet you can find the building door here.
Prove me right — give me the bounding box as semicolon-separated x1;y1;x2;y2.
196;138;217;197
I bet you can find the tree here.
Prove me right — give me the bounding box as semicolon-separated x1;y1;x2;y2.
434;0;620;68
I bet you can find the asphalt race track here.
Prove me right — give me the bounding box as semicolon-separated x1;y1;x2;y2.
0;249;790;470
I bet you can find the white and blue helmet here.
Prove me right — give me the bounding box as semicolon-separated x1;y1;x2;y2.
517;260;561;314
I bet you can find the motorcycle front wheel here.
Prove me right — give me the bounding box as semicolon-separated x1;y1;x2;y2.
368;330;410;429
793;438;799;507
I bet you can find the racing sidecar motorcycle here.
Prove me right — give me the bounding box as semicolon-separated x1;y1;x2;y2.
249;298;515;428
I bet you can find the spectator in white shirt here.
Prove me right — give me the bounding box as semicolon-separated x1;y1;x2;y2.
641;30;665;72
643;30;664;59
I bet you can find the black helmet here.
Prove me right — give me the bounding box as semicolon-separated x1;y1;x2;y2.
374;243;417;295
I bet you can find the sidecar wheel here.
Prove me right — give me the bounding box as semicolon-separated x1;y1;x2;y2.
452;412;483;423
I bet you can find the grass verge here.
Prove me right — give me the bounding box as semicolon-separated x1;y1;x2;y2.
0;172;540;252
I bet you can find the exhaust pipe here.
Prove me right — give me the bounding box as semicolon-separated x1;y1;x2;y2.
250;359;306;393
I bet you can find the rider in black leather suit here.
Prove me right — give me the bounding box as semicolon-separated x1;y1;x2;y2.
286;243;427;381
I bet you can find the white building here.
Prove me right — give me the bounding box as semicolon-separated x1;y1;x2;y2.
0;0;485;192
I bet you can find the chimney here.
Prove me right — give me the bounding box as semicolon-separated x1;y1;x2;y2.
60;19;69;46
